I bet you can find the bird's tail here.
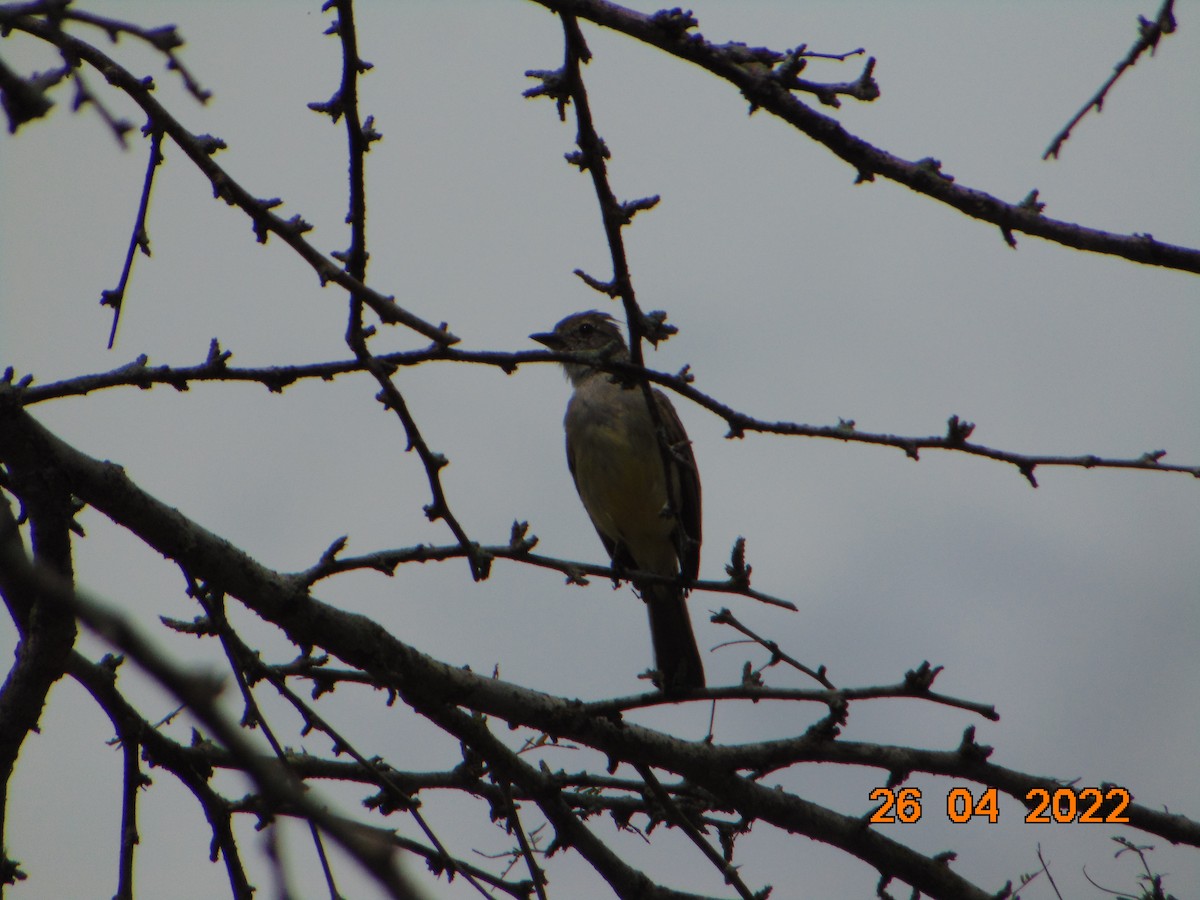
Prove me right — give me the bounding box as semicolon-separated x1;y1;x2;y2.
643;583;706;692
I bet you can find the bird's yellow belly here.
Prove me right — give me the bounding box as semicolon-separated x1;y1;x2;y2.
572;422;675;567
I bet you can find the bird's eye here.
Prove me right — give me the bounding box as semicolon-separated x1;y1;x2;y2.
578;323;595;336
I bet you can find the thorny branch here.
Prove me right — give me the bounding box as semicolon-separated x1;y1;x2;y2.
312;0;484;581
2;3;1197;899
0;504;423;900
10;346;1199;485
1043;0;1177;160
101;127;163;349
69;652;257;899
2;394;1197;899
190;584;346;900
1;6;459;345
524;0;1199;274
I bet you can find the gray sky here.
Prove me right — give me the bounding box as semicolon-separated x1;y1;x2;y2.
2;2;1198;898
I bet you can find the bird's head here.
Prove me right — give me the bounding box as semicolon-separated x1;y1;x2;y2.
531;311;630;384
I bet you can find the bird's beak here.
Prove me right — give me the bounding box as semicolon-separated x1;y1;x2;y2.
530;331;563;350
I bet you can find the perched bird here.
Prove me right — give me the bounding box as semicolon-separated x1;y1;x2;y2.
531;311;705;691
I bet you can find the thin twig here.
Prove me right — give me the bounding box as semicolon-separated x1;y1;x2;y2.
0;547;422;899
523;0;1199;273
550;12;692;568
1043;0;1177;160
3;10;459;344
191;582;345;900
114;731;140;900
710;607;832;687
102;128;163;349
495;781;549;900
635;763;759;900
1035;844;1065;900
17;348;1199;483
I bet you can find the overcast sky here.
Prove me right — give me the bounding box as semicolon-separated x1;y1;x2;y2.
2;2;1198;898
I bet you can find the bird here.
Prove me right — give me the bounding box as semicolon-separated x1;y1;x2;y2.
531;311;705;692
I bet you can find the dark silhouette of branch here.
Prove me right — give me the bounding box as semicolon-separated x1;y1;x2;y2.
312;0;376;280
6;396;1194;897
309;0;484;581
0;53;56;132
191;583;347;899
68;652;256;899
0;400;987;899
15;350;1198;484
101;128;163;349
493;780;550;900
581;663;997;724
0;408;78;892
524;0;1200;274
1;8;459;345
709;606;833;688
1085;836;1182;900
0;515;425;900
289;530;796;612
15;2;211;103
530;13;711;567
1043;0;1178;160
3;5;1197;898
183;582;493;898
556;360;1200;486
73;644;535;897
633;763;758;900
113;725;142;900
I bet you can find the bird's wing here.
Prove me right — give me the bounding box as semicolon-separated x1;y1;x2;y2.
654;389;702;583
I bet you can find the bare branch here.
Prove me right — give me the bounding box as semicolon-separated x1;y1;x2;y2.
1043;0;1177;160
524;0;1200;274
101;128;164;349
2;9;459;345
0;531;424;899
13;346;1200;484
